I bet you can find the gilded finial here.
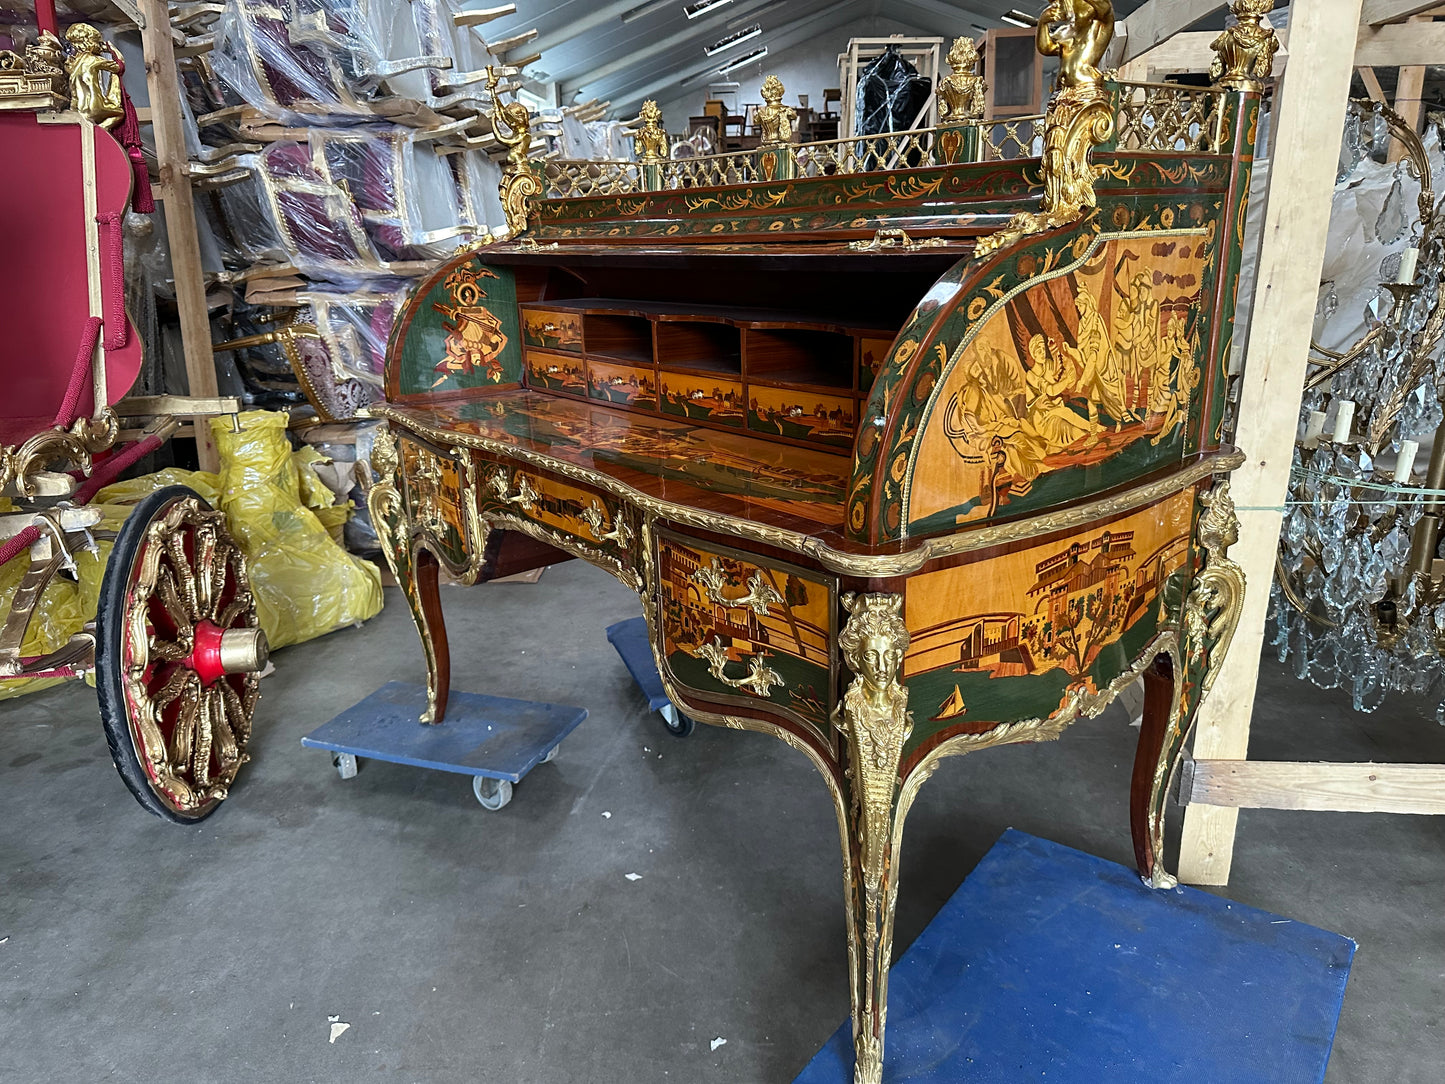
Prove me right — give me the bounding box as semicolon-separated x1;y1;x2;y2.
757;74;797;146
64;23;124;128
1209;0;1279;91
635;99;668;162
938;36;986;121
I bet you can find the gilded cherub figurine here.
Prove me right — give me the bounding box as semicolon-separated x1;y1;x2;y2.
756;74;797;146
64;23;124;129
635;99;668;161
484;64;532;172
1038;0;1114;91
937;36;986;121
1209;0;1279;91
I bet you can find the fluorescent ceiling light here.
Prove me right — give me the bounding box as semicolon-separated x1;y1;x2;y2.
716;45;766;73
620;0;672;24
705;23;761;55
685;0;733;19
1001;9;1037;27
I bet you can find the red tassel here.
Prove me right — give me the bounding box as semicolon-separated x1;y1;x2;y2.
112;53;154;214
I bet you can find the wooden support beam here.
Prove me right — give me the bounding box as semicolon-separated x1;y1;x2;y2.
1176;0;1367;887
1356;65;1387;102
139;0;219;471
1118;30;1289;81
1184;761;1445;815
1360;0;1443;24
1354;19;1445;65
1117;0;1227;64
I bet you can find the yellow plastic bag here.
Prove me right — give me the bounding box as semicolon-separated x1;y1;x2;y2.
210;411;382;650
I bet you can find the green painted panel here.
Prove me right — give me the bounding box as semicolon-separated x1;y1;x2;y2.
394;256;522;396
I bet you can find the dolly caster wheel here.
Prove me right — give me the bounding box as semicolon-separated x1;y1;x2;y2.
473;775;513;811
660;703;695;738
333;753;358;780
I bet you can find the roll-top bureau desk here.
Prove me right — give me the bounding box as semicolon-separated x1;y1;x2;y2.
367;10;1268;1080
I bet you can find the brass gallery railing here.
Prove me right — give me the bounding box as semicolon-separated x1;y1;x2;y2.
539;83;1230;200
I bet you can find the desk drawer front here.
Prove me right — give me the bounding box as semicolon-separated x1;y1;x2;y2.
655;531;836;736
399;437;476;573
521;307;583;352
478;461;637;572
524;349;588;397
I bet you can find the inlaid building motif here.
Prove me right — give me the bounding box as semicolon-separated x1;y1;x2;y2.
903;492;1193;727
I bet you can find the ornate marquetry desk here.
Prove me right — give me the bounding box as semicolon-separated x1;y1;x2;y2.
368;15;1266;1081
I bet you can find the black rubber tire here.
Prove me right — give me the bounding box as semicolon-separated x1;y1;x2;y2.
96;485;225;823
661;705;696;738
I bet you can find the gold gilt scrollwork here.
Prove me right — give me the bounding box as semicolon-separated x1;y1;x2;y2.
368;427;447;722
1143;479;1245;888
937;36;986;121
697;637;785;697
975;0;1116;259
580;498;633;548
486;65;541;237
690;556;783;616
487;465;538;511
832;592;912;1084
1210;0;1280;92
0;411;118;498
1184;480;1245;694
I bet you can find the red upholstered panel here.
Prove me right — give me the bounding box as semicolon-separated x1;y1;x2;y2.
0;113;143;445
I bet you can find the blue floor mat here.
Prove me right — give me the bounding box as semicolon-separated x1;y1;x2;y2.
796;830;1354;1083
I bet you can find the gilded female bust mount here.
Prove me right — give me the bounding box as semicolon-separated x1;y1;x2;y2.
937;36;986;122
756;75;798;146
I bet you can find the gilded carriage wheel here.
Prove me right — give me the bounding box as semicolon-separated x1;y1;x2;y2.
96;486;268;822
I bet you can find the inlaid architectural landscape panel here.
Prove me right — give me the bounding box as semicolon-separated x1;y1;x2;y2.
907;233;1208;534
521;307;582;352
657;535;834;733
903;490;1195;745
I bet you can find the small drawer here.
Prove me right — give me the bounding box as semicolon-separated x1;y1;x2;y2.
588;359;659;410
520;306;583;352
746;384;857;450
478;460;637;575
399;438;478;575
524;348;587;397
654;530;836;738
659;371;745;427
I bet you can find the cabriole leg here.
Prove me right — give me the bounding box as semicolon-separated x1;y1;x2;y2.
1133;480;1246;889
833;591;914;1084
368;428;452;724
1130;652;1181;888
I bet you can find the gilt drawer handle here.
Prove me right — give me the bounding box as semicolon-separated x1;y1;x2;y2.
580;499;633;548
696;637;784;698
690;557;783;617
487;467;537;512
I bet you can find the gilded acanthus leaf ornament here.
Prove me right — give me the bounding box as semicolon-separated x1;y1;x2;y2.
975;0;1116;259
833;591;912;1084
937;36;986;122
1185;479;1245;694
1209;0;1279;92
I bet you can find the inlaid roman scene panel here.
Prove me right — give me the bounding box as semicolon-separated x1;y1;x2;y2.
905;232;1208;536
902;489;1195;756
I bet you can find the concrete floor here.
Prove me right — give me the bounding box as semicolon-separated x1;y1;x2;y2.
1;559;1441;1083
